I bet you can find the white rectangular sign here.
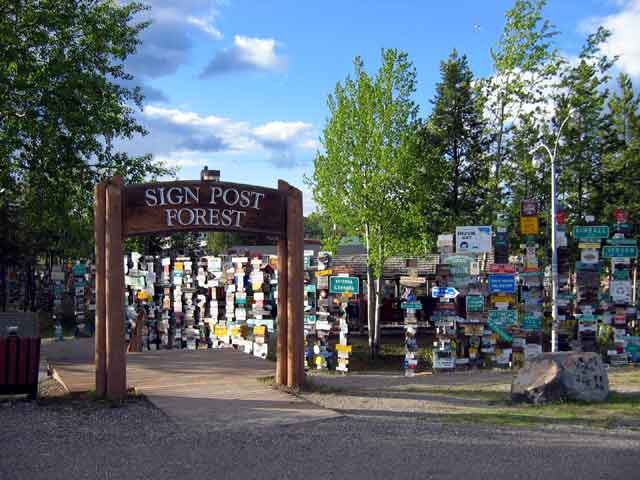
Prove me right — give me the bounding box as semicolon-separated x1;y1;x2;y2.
456;226;492;253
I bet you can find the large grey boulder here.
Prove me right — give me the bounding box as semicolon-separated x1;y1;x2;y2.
511;352;608;404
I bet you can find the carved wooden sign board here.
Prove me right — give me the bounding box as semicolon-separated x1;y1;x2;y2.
123;180;286;237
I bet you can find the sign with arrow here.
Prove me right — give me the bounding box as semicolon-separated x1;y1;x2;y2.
431;286;460;299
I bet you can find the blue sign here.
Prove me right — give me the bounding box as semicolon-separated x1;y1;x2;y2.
488;274;516;294
431;287;459;299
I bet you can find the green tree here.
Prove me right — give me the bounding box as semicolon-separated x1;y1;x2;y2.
304;212;326;239
600;72;640;228
309;49;423;357
553;27;617;224
416;49;490;233
481;0;560;220
0;0;173;309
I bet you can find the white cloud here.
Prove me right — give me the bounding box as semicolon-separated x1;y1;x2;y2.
299;139;322;150
134;105;316;167
253;121;312;144
582;0;640;78
234;36;280;69
200;35;286;76
186;15;223;39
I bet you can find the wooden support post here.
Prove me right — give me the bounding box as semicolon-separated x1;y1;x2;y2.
94;182;107;398
286;186;305;388
105;176;126;401
276;180;289;386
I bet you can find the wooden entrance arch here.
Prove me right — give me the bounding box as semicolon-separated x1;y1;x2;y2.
94;175;304;401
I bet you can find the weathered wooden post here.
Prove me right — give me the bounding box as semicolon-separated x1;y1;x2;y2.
286;186;305;387
105;176;126;401
276;181;289;386
94;182;107;398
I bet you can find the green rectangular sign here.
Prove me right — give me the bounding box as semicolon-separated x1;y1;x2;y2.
602;245;638;258
522;313;542;331
401;301;423;310
573;225;609;240
607;238;637;246
466;295;485;312
488;309;517;326
329;276;360;294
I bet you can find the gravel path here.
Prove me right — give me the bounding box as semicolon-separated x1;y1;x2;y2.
1;392;639;480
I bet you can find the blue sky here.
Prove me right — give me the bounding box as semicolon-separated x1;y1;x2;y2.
119;0;640;213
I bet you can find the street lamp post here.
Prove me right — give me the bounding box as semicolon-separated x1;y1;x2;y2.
530;109;574;353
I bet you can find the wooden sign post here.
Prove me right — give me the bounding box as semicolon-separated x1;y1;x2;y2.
94;175;304;401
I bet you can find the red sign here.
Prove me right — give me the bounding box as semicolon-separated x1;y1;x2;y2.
488;264;516;274
556;211;566;225
615;208;626;224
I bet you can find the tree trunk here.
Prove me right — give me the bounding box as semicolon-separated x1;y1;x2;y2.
364;223;376;359
373;276;383;358
366;265;376;359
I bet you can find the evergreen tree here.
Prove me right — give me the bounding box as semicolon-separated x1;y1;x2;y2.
417;49;489;231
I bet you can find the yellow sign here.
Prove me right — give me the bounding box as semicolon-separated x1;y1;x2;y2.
335;344;352;353
491;294;515;304
253;325;267;336
579;242;601;249
231;325;248;337
520;216;539;235
214;326;227;337
315;269;333;277
174;262;184;271
136;291;149;301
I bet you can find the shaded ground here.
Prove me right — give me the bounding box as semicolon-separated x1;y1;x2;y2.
44;340;337;431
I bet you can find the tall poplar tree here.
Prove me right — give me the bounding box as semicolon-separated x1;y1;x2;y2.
310;49;424;356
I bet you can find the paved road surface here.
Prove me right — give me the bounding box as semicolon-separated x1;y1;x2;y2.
1;398;638;480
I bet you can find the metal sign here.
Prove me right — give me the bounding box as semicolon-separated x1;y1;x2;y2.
520;216;539;235
488;264;516;274
520;199;538;217
441;255;474;276
580;248;599;264
610;280;632;304
401;301;423;310
522;312;542;331
488;309;517;326
329;276;359;294
602;246;637;258
466;295;485;312
488;274;516;294
431;287;460;299
455;226;492;253
572;225;609;240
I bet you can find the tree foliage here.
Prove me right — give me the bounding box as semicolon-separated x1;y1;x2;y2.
310;49;424;354
0;0;173;278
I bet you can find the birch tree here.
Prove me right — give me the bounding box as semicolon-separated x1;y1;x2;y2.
309;49;423;357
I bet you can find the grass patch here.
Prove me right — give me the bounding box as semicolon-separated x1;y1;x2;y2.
609;366;640;390
36;388;146;409
400;386;510;403
256;375;275;385
398;386;640;429
257;374;344;395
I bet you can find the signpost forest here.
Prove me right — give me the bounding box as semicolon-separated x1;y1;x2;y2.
94;175;304;401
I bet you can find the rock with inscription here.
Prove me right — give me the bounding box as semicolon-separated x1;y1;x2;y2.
511;352;608;404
